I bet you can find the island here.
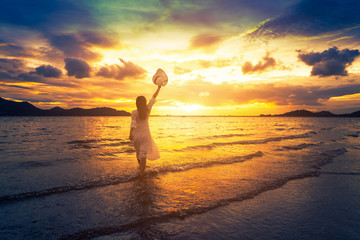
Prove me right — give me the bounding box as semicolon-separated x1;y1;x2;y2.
260;109;360;117
0;97;130;116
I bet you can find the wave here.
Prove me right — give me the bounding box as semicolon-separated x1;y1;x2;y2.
67;138;131;149
67;138;128;145
15;161;53;169
60;147;348;240
0;157;80;172
321;171;360;176
347;131;360;138
0;174;136;205
150;151;263;173
0;151;263;204
192;133;253;140
174;131;317;152
279;142;321;151
321;127;334;131
311;148;347;169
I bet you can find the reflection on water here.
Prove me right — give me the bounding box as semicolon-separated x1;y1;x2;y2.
0;116;359;239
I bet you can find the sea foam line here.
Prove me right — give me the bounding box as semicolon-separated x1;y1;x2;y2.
0;151;263;204
173;131;317;152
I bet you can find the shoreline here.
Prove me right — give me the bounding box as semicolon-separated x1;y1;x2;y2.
97;149;360;239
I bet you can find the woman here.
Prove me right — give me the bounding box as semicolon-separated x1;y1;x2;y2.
129;85;161;175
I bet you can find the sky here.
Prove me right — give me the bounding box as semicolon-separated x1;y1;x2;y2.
1;0;360;116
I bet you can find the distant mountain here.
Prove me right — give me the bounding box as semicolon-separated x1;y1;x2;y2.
0;97;130;116
260;109;360;117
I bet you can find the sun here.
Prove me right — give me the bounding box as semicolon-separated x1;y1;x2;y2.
181;104;203;112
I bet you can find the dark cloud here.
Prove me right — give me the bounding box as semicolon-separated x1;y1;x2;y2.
0;58;26;81
32;65;62;78
0;71;75;87
0;58;76;87
190;33;224;49
0;58;25;73
78;31;116;47
0;41;33;57
0;72;14;80
17;73;75;87
96;58;146;80
298;47;360;77
48;31;116;61
18;73;46;82
64;58;91;79
249;0;360;38
242;53;276;74
0;83;32;90
49;34;100;61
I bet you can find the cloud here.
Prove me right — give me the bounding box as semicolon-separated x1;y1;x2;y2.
49;33;101;61
0;41;33;57
17;73;76;87
189;33;224;49
32;65;62;78
78;31;116;47
0;58;26;73
48;31;116;61
0;70;76;87
199;91;210;97
96;58;147;80
242;53;276;74
0;83;32;90
173;57;241;73
240;83;360;106
0;58;75;87
64;58;91;78
165;78;360;107
174;66;192;75
298;47;360;77
248;0;360;38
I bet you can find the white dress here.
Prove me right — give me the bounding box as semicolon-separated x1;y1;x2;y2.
130;97;160;160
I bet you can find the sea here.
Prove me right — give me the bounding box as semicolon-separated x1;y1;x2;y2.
0;116;359;240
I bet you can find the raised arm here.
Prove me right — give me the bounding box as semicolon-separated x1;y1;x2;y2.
152;85;161;100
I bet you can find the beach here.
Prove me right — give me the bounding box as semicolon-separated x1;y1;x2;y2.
0;116;359;239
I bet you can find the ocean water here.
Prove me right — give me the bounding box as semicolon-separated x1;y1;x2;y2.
0;116;359;239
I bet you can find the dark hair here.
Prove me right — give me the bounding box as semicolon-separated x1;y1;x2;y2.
136;96;147;120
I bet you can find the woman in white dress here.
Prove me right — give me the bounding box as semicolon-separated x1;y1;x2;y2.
129;85;161;175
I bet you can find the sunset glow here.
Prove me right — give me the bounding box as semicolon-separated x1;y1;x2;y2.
1;0;360;115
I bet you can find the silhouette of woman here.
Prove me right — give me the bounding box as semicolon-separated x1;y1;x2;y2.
129;85;161;175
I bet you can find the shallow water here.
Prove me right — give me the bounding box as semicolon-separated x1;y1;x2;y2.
0;116;359;239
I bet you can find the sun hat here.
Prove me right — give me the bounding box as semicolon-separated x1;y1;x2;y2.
152;68;168;86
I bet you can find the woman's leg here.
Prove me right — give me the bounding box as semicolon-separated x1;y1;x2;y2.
139;158;146;175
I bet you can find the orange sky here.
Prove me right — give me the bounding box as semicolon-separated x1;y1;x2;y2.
1;0;360;115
